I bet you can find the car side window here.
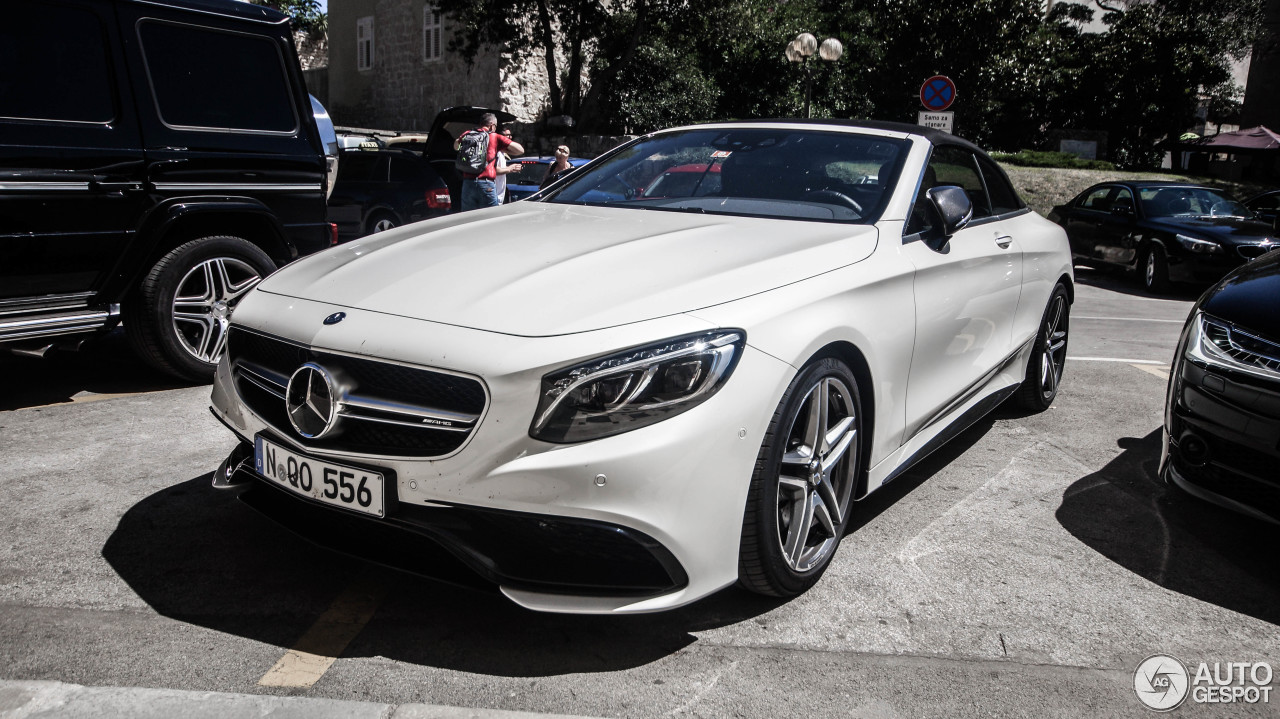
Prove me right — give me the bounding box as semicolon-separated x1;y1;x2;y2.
1078;187;1114;211
389;156;423;183
1110;187;1134;212
927;146;991;219
338;152;379;182
1251;194;1280;212
0;3;115;123
975;155;1022;215
138;20;296;134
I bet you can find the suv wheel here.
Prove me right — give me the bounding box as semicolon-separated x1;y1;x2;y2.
127;236;275;382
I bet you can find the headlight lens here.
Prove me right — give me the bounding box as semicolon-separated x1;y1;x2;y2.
1186;312;1280;381
530;330;745;443
1176;234;1222;254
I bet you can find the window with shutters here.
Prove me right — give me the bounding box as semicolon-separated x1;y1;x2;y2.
357;16;374;71
423;6;442;62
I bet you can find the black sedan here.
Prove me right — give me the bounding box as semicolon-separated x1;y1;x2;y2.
1162;250;1280;524
1048;182;1278;292
1244;189;1280;229
326;148;452;242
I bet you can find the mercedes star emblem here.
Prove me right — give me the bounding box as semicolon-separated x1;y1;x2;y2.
285;362;339;439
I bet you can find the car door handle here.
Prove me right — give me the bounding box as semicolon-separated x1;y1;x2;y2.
995;234;1013;249
91;179;145;193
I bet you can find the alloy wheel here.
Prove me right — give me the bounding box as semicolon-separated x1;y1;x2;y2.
1039;293;1068;399
776;376;859;573
171;257;261;363
372;217;396;232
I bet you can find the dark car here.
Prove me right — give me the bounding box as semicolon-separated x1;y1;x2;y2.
1161;250;1280;525
506;155;592;202
1048;182;1278;293
326;148;451;241
1243;189;1280;229
0;0;333;381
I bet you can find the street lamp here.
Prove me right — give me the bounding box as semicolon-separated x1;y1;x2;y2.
786;33;843;118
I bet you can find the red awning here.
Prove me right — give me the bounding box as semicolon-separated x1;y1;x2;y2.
1188;126;1280;152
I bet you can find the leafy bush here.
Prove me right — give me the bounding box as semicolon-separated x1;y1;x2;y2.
992;150;1115;171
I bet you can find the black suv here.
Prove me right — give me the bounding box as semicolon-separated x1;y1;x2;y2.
0;0;333;381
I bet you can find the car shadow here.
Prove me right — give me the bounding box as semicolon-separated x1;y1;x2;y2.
101;472;785;676
0;329;191;411
1055;428;1280;626
102;418;1000;676
1072;264;1209;301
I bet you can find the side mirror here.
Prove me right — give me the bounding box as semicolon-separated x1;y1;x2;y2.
926;185;973;236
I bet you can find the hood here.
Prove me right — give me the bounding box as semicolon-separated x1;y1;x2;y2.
257;203;878;337
1200;250;1280;339
1146;216;1277;245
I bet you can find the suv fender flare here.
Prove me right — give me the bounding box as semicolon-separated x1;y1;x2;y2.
101;198;295;303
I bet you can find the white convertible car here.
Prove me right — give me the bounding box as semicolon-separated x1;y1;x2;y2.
209;120;1072;614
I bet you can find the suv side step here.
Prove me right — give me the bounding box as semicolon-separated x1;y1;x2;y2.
0;304;119;342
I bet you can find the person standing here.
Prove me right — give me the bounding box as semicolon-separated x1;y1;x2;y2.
540;145;572;190
492;127;523;204
456;113;523;211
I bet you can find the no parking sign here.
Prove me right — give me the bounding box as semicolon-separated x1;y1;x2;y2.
920;75;956;111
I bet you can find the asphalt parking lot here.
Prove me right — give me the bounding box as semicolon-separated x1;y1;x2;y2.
1;266;1277;718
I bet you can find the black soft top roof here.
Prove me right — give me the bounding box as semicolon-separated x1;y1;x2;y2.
709;118;984;153
123;0;289;24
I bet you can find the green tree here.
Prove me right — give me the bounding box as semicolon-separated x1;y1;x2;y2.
250;0;327;37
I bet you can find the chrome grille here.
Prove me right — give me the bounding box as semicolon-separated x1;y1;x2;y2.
1203;319;1280;375
1237;243;1280;260
228;326;487;458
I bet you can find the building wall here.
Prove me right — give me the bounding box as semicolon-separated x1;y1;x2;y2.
328;0;554;131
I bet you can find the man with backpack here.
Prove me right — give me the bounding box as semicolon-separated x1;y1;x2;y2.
455;113;524;211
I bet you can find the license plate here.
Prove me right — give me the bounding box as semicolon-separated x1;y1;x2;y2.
254;436;385;518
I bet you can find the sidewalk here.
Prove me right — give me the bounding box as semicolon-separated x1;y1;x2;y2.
0;681;604;719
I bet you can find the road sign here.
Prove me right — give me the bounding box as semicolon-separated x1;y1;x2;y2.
920;75;957;111
917;111;954;133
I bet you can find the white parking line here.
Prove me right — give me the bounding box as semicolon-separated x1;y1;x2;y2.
1074;316;1184;323
1066;357;1167;365
1131;364;1171;380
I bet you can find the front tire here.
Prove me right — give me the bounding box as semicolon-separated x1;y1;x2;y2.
1142;244;1171;293
127;235;274;382
739;357;863;597
1013;283;1070;411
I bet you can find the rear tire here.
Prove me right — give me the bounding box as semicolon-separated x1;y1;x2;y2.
127;235;274;382
367;211;398;234
1013;283;1070;411
739;358;862;597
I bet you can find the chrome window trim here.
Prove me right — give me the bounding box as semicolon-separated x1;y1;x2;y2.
152;183;322;192
0;182;92;191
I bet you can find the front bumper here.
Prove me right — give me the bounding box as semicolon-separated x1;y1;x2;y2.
1160;355;1280;525
210;293;796;613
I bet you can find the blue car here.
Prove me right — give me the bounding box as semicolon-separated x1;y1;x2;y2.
506;155;591;202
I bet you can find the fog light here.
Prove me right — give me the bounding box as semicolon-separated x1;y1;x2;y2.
1179;433;1211;467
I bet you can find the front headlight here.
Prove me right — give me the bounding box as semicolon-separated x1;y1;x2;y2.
1186;312;1280;381
530;330;745;443
1176;234;1222;254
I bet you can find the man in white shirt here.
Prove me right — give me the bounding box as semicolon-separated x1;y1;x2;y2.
492;127;522;204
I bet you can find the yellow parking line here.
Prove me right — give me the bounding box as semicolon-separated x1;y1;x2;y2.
1130;363;1170;380
258;578;389;688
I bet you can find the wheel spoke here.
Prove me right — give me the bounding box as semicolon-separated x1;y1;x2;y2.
802;382;824;454
821;422;856;472
783;490;814;568
814;473;843;527
225;275;261;303
813;493;837;537
778;476;809;494
205;320;230;362
782;446;814;466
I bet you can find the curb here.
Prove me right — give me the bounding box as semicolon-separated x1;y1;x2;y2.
0;680;603;719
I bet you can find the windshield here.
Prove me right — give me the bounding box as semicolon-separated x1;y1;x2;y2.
541;128;907;223
1140;187;1255;219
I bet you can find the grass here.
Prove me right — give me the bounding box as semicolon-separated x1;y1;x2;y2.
999;164;1275;218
